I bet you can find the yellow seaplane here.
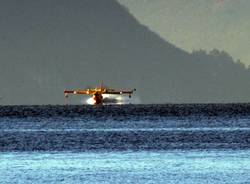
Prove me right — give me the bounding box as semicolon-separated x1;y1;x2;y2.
64;83;136;105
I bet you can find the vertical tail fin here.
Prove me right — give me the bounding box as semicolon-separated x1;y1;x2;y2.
100;81;104;90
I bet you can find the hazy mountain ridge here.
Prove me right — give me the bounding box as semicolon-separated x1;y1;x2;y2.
0;0;249;104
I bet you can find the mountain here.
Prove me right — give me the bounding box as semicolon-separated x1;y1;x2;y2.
0;0;250;104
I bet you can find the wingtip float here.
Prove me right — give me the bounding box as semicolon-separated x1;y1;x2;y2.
64;83;136;105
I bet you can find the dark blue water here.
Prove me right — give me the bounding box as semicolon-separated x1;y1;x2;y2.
1;104;250;183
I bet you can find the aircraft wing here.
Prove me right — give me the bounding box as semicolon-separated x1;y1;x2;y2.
64;90;94;97
104;89;136;95
64;88;136;97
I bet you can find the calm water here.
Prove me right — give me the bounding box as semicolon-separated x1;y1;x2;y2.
1;104;250;183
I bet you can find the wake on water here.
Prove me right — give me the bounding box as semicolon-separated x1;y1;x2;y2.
83;94;141;105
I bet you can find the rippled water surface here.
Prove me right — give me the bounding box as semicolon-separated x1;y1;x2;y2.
1;104;250;183
1;150;250;184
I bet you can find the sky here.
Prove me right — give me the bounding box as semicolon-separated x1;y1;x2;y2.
118;0;250;65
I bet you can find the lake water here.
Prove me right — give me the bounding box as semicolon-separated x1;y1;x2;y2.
1;104;250;183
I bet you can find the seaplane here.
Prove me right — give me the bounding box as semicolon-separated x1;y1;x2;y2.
64;83;136;105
